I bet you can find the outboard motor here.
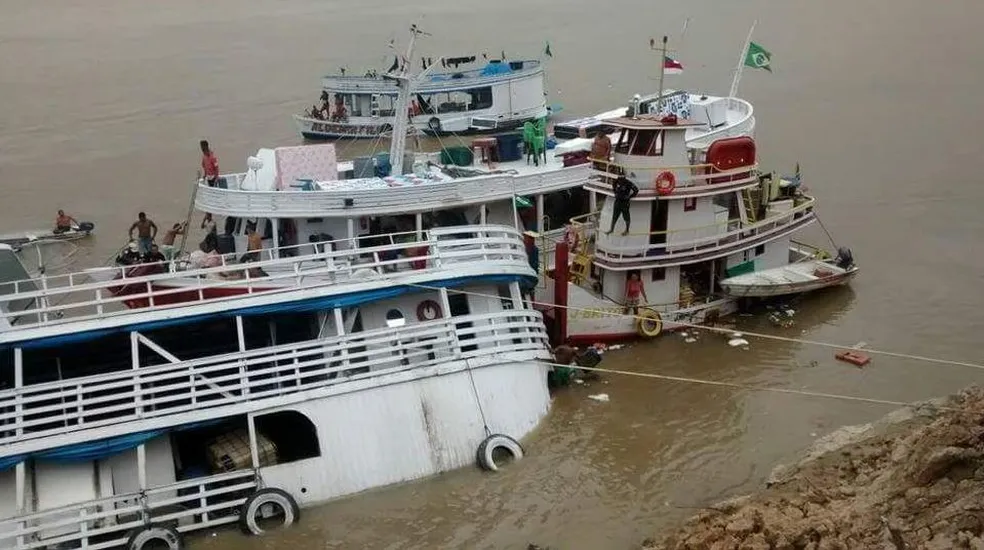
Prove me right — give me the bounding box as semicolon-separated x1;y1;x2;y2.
834;247;854;269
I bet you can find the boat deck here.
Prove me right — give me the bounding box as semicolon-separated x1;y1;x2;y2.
0;226;533;341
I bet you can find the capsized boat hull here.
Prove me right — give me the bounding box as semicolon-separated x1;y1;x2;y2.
719;260;859;298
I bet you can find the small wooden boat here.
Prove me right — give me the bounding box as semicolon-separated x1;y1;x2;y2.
0;221;95;251
719;256;859;298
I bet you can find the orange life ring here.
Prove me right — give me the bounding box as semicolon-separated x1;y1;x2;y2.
654;171;676;195
416;299;442;322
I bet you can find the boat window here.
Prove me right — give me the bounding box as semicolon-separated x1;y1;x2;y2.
651;267;666;282
629;130;663;156
385;309;406;328
447;292;477;353
684;197;697;212
172;417;251;478
0;348;12;391
755;244;766;256
467;86;493;110
253;410;321;462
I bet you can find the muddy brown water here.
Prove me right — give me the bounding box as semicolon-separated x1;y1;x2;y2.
2;0;984;547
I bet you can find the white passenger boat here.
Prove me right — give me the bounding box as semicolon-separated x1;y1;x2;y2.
293;47;550;140
0;220;553;549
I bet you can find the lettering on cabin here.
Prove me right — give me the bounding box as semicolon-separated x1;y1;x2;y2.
567;306;626;319
310;122;388;136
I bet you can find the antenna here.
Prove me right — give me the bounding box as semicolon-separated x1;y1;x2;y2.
386;24;431;176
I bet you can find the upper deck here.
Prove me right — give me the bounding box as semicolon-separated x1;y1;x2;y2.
321;59;544;94
0;225;534;345
195;148;592;218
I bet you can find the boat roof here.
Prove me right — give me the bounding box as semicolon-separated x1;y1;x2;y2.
322;59;543;94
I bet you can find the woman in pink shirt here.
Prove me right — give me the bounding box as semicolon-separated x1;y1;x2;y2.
624;272;648;315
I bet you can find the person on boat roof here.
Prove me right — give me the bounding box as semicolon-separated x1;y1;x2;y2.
200;140;220;187
117;241;143;266
590;131;612;172
54;209;78;234
605;173;639;236
129;212;158;255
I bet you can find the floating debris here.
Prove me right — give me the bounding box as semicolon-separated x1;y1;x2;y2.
588;393;610;402
728;338;750;347
684;338;697;344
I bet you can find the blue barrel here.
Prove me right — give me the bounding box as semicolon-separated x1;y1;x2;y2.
496;133;524;162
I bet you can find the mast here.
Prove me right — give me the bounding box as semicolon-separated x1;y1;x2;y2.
728;20;757;98
387;24;429;176
655;35;668;112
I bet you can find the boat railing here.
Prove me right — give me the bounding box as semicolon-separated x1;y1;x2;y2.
0;310;549;448
0;469;256;549
193;163;590;218
0;225;531;333
586;158;760;195
595;196;817;263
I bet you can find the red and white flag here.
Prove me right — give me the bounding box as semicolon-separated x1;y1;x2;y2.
663;56;684;74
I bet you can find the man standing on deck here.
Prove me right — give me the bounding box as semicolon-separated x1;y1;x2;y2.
201;140;219;186
128;212;158;255
160;222;186;260
605;173;639;236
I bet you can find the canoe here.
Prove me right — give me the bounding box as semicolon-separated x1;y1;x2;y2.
719;259;859;298
0;222;95;250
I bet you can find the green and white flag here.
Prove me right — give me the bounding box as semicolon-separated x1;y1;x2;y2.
744;42;772;72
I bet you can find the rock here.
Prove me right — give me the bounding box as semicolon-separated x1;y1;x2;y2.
738;533;770;550
910;447;982;486
969;537;984;550
724;516;756;538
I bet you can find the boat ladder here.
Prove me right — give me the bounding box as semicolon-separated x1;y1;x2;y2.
741;187;758;223
370;94;381;117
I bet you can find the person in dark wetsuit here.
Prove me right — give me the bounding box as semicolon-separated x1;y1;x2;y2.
606;174;639;236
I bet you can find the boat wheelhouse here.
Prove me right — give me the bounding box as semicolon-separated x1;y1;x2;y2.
552;89;755;150
294;58;549;140
0;224;553;549
540;112;855;342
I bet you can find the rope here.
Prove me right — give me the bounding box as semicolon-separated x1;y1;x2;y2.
466;364;493;437
402;283;984;372
540;359;962;412
815;214;839;250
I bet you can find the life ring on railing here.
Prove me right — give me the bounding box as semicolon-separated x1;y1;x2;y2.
637;308;663;338
654;171;676;195
239;488;300;536
476;434;525;472
126;525;183;550
417;299;442;321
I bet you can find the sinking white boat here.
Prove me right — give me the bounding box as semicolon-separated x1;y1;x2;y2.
719;252;859;298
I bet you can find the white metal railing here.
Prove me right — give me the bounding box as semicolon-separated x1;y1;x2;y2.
586;160;760;196
194;164;590;218
0;226;532;332
320;60;543;93
0;469;256;549
0;310;549;447
596;197;817;263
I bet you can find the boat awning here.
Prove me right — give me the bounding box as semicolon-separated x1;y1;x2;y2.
0;419;221;471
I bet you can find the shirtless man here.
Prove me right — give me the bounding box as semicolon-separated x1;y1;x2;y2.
590;130;613;172
161;222;186;260
240;224;263;263
54;210;78;234
128;212;158;255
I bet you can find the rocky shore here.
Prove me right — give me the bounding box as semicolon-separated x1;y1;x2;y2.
642;387;984;550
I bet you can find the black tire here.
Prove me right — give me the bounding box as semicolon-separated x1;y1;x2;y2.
238;488;301;536
126;525;182;550
476;434;524;472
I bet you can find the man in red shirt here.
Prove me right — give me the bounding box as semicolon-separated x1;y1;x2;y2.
200;140;220;186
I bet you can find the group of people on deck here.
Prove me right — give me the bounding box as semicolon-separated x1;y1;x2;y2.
307;92;348;122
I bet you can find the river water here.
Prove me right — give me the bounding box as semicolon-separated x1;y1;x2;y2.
2;0;984;548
